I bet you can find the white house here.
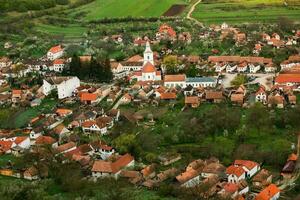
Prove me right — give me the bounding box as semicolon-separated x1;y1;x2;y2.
82;119;108;135
99;145;115;160
42;76;80;99
255;86;268;104
92;154;134;179
0;137;31;149
237;62;248;73
185;77;217;88
53;59;65;72
47;45;64;61
0;57;12;68
164;74;186;88
214;63;227;72
226;64;237;73
226;165;246;183
232;160;260;179
249;64;261;73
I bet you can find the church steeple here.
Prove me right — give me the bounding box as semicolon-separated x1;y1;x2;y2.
143;41;154;65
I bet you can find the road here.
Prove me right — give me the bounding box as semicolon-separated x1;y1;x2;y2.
186;0;203;27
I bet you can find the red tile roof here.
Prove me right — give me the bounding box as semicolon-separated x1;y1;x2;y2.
53;59;64;65
255;184;280;200
49;45;63;54
0;141;14;152
12;89;22;95
158;24;176;37
185;96;199;104
80;93;97;101
234;160;259;170
56;108;72;116
164;74;186;82
224;183;238;193
160;92;176;100
56;142;76;153
36;136;56;145
226;165;245;177
14;136;28;145
142;62;156;73
275;74;300;84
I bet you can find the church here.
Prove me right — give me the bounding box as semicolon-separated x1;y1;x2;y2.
131;42;162;82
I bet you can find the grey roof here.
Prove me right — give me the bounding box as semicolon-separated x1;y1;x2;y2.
186;77;216;83
45;76;76;85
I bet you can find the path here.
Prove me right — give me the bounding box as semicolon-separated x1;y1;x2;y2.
186;0;203;27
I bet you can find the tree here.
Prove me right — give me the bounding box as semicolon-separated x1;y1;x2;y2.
231;74;248;87
163;55;179;74
245;103;271;133
69;54;81;77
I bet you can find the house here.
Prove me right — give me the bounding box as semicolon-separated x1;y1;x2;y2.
253;44;262;55
176;168;201;188
0;57;12;68
42;76;80;99
156;24;176;41
255;86;268;104
164;74;186;88
280;55;300;70
265;63;276;73
226;64;237;73
23;166;39;180
0;140;16;154
249;63;261;73
111;34;123;44
35;135;57;148
252;169;273;189
255;184;280;200
0;94;11;105
141;164;156;179
186;77;217;88
158;153;181;166
120;93;132;104
237;62;248;73
205;91;224;103
80;92;100;105
185;96;200;108
219;181;249;199
81;117;111;135
108;109;120;122
53;124;70;140
99;144;115;160
91;153;134;179
268;94;285;108
281;153;298;178
53;59;65;72
11;89;22;103
56;142;77;154
226;165;246;183
234;160;260;178
178;32;192;43
47;45;64;60
56;108;73;117
201;161;225;178
160;92;177;101
231;94;244;106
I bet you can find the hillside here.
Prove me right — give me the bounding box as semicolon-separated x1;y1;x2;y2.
192;0;300;24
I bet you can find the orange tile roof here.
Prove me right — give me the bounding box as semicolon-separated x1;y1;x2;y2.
14;136;28;144
226;165;245;177
111;153;134;173
56;108;72;116
92;160;113;173
288;153;298;161
255;184;280;200
224;183;238;193
142;62;156;73
49;45;63;54
158;24;176;37
56;142;76;153
164;74;186;82
35;136;56;145
234;160;259;170
275;74;300;84
185;96;199;104
80;93;97;101
53;59;64;65
12;89;22;95
0;141;14;152
53;124;67;135
176;168;200;183
126;55;143;62
160;92;176;100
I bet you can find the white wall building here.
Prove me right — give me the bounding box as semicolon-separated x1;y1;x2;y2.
47;45;64;61
42;76;80;99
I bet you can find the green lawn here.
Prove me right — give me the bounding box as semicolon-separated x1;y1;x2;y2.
69;0;188;21
192;0;300;24
35;24;87;38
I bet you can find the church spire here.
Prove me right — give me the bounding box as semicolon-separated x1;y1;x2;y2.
143;41;154;65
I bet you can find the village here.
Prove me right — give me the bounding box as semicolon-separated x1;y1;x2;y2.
0;22;300;200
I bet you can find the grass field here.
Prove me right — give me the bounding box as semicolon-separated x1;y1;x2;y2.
69;0;188;21
35;24;88;38
192;0;300;24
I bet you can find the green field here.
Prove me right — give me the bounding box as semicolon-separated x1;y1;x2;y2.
69;0;187;21
35;24;87;38
192;0;300;24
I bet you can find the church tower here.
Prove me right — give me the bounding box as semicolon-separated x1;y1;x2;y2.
143;41;154;65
